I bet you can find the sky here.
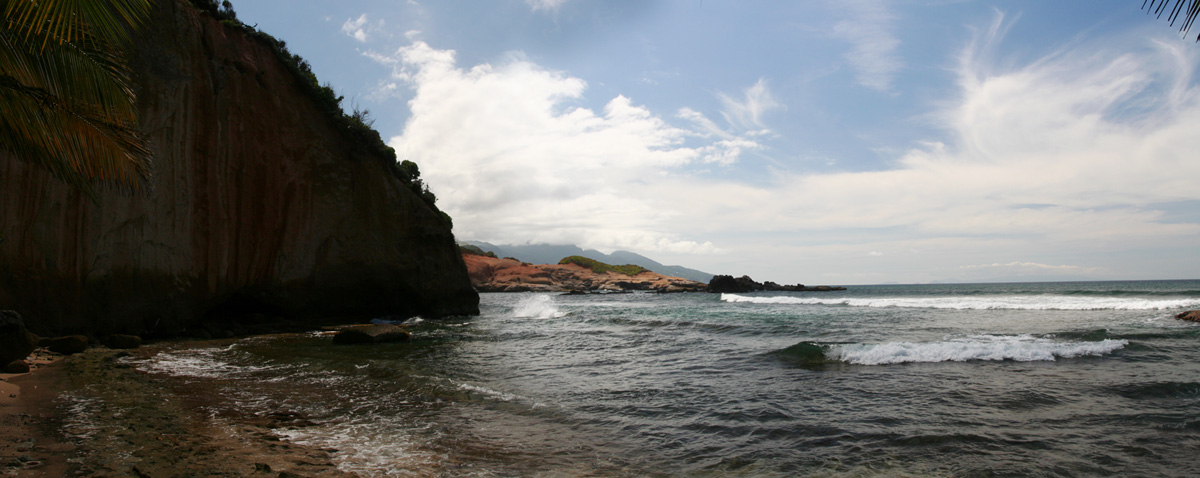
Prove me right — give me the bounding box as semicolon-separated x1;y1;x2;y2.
232;0;1200;285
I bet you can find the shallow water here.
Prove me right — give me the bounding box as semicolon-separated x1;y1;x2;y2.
126;280;1200;476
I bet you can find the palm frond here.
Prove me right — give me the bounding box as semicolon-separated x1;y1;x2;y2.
1143;0;1200;41
3;0;151;48
1;75;150;190
0;0;152;192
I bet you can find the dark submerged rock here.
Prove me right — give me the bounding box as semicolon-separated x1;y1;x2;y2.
332;325;412;345
105;334;143;350
46;335;89;355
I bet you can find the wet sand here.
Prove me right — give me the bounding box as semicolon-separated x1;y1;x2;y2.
1;351;73;477
1;346;360;478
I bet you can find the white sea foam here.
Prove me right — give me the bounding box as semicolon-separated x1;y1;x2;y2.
512;294;566;318
275;412;447;478
130;345;284;379
721;293;1200;310
457;382;517;402
829;334;1128;365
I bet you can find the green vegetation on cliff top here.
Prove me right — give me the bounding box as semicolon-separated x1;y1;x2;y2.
459;244;497;258
559;256;648;276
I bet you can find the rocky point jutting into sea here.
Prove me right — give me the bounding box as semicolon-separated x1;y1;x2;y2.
461;251;707;293
0;0;478;338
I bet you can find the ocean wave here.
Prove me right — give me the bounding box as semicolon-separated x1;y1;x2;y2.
773;335;1128;366
1055;287;1200;297
721;293;1200;310
832;335;1128;365
512;294;567;319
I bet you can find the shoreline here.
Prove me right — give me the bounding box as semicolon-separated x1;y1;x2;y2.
0;351;73;477
1;342;360;478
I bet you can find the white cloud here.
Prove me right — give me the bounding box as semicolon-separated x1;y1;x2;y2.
717;78;780;130
830;0;902;92
961;262;1082;271
380;41;739;253
341;13;384;43
526;0;567;13
378;14;1200;282
644;16;1200;281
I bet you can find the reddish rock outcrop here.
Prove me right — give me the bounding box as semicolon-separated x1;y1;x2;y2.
462;253;706;293
0;0;478;336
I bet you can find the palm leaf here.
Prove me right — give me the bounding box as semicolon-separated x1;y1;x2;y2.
0;0;152;192
3;0;150;48
1143;0;1200;41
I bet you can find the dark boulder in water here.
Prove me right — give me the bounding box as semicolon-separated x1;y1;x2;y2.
105;334;143;350
46;335;89;355
707;275;760;293
1176;310;1200;322
0;311;36;365
332;325;412;345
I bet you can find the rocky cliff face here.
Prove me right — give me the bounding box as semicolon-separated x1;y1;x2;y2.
0;0;478;335
462;253;706;293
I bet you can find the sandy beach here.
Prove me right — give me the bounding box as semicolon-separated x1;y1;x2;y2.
1;351;73;477
1;345;359;478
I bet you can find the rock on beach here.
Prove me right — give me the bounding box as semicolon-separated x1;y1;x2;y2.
3;360;29;374
0;311;36;365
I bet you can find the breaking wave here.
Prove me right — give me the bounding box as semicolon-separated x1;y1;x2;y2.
722;293;1200;311
512;294;567;319
773;334;1128;366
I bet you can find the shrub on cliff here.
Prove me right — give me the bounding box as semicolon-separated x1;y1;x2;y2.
459;244;496;258
559;256;648;276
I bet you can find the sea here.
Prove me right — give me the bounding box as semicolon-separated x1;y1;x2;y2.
123;280;1200;477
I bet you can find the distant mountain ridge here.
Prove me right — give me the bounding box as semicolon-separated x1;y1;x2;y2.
464;242;714;283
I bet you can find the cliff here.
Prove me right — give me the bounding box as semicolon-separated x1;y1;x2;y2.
462;253;706;293
0;0;478;336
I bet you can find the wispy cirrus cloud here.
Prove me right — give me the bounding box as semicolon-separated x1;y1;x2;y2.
649;12;1200;281
717;78;780;131
830;0;902;93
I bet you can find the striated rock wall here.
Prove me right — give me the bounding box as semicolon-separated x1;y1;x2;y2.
462;253;706;293
0;0;478;336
